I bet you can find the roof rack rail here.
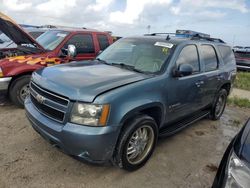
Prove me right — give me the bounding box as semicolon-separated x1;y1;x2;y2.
144;33;175;36
38;25;57;28
191;34;225;43
144;33;176;40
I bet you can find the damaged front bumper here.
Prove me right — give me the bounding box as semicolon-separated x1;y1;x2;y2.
24;97;120;163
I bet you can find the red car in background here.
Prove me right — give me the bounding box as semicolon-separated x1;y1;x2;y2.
0;12;113;107
234;52;250;71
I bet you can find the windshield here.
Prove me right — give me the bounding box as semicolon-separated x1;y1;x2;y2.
36;30;69;50
97;38;172;73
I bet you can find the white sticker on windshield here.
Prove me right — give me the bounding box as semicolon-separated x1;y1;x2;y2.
154;42;173;48
57;33;67;37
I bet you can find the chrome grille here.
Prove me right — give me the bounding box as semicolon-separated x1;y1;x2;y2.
30;82;69;123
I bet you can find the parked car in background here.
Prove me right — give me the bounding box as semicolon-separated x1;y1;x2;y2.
25;30;236;171
27;28;49;39
245;47;250;53
112;36;122;42
0;12;113;107
212;119;250;188
234;51;250;71
233;46;245;52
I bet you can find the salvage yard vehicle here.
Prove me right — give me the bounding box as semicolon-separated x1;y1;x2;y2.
0;12;113;107
234;51;250;71
25;31;236;171
233;46;246;53
212;118;250;188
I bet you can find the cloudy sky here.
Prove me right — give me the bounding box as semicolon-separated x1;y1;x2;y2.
0;0;249;46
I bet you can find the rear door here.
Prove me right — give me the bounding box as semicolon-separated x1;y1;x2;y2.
63;33;96;61
199;44;220;106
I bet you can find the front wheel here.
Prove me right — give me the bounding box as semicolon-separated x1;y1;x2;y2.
9;75;31;108
114;115;158;171
209;89;228;120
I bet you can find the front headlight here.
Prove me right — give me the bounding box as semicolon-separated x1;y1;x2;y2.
70;103;110;126
225;152;250;188
0;67;3;77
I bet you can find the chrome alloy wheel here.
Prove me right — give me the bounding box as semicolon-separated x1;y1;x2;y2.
215;94;226;117
20;84;30;102
126;125;155;165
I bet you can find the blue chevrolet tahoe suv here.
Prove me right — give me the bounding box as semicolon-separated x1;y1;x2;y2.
25;31;237;171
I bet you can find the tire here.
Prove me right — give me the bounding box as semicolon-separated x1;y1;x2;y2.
114;115;158;171
9;75;31;108
209;89;228;120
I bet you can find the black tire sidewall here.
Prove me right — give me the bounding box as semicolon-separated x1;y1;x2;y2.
9;75;31;107
115;115;158;171
210;89;227;120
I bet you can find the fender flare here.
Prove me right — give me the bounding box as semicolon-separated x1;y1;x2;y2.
120;102;165;128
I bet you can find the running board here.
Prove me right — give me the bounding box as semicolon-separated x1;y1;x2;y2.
159;110;210;137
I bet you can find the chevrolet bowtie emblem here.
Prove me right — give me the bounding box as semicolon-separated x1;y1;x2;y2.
35;94;45;104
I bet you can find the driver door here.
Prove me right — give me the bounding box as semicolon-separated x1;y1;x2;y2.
166;44;205;123
62;33;96;61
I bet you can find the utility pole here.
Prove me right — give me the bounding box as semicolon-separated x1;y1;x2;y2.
232;35;236;46
147;25;151;34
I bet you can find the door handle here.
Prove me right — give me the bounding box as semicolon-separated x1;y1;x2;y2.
195;80;204;87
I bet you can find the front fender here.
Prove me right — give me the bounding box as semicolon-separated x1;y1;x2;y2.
120;102;165;126
94;75;167;128
5;63;43;77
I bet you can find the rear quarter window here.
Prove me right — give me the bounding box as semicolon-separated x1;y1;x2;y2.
218;45;235;65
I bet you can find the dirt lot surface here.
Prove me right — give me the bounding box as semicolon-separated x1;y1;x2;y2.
0;102;249;188
231;88;250;100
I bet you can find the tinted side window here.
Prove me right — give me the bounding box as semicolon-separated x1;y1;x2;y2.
176;45;200;73
64;34;95;54
200;45;218;71
218;45;235;65
97;35;109;50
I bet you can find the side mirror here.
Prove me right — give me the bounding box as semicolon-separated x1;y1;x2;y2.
67;44;76;58
173;64;193;77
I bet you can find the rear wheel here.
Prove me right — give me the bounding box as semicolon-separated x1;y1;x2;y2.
9;75;31;108
209;89;228;120
114;115;158;171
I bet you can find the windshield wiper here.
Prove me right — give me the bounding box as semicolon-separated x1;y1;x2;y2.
111;63;145;74
96;60;147;74
111;62;133;68
95;58;110;65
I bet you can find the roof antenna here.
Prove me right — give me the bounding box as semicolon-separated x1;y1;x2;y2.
166;35;170;40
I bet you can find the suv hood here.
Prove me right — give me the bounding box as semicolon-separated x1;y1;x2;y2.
0;12;44;50
32;61;152;102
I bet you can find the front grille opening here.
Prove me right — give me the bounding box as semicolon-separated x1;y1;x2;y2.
31;94;65;122
31;82;69;106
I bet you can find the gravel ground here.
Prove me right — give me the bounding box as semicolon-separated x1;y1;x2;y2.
0;103;249;188
231;88;250;100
